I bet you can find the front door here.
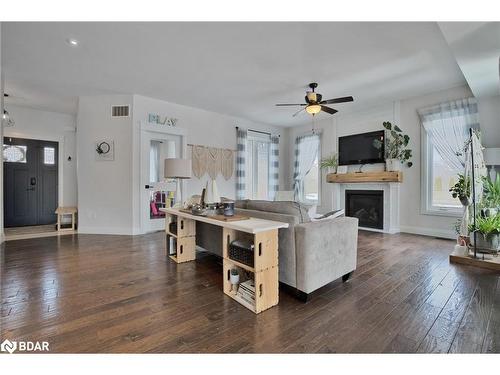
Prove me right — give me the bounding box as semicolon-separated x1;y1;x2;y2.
3;137;59;227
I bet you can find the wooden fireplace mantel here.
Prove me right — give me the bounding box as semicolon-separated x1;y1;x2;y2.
326;171;403;183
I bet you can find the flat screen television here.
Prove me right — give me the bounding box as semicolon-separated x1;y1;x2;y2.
338;130;385;165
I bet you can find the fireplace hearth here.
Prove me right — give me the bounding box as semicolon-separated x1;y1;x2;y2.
345;190;384;230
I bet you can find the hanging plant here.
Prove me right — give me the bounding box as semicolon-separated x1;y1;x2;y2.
449;174;471;206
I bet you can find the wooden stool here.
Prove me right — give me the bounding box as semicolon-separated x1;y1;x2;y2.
55;207;78;231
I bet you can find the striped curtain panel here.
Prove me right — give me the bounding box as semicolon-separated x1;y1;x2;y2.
268;135;280;200
236;128;248;200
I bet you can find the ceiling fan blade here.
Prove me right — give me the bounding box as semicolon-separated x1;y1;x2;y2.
321;105;338;115
320;96;354;105
292;108;305;117
276;103;306;106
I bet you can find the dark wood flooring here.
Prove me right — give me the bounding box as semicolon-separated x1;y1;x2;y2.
1;231;499;353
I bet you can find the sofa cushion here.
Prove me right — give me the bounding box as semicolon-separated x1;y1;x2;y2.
311;209;345;222
245;200;312;223
234;199;249;209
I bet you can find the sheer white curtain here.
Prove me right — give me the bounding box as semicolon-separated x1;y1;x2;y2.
293;134;320;201
418;97;480;170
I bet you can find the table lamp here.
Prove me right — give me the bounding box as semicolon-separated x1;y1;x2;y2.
164;158;192;206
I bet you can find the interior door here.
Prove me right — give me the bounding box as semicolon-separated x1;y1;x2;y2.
141;131;181;233
3;137;58;227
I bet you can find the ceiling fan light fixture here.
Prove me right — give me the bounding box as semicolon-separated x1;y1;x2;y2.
306;104;321;115
306;91;317;102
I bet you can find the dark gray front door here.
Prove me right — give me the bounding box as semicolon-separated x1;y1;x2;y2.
3;137;59;227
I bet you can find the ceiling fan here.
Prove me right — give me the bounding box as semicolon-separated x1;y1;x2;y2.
276;83;353;117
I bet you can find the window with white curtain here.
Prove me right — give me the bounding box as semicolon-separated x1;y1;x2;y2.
419;98;480;216
293;133;321;204
246;130;271;200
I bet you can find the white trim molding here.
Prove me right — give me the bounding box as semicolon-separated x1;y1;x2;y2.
400;225;455;240
332;181;401;234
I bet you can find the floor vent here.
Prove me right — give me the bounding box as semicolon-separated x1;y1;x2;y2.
111;105;130;117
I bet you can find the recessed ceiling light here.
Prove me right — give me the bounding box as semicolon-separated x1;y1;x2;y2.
66;38;79;47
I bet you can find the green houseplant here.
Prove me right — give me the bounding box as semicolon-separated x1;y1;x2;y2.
373;122;413;171
469;213;500;253
482;173;500;217
449;174;471;206
319;153;338;173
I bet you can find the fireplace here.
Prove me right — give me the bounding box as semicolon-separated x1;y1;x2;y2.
345;190;384;229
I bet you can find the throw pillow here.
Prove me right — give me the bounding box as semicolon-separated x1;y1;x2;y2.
311;209;345;222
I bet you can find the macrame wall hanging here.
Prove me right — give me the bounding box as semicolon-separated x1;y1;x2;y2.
207;147;222;179
189;144;234;180
191;145;207;179
221;149;234;180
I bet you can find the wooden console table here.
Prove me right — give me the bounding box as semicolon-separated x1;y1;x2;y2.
160;208;288;314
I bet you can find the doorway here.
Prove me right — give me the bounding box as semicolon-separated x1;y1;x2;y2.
140;123;187;234
3;137;59;228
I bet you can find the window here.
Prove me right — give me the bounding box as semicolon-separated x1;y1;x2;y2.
3;144;27;163
293;134;321;204
302;154;319;202
420;98;479;216
246;131;270;200
43;147;55;165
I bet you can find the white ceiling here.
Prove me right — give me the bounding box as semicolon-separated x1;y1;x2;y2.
438;22;500;98
3;22;468;127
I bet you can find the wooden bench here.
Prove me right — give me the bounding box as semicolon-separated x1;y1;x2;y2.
55;207;77;231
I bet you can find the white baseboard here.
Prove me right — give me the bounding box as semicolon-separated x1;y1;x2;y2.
399;225;455;240
77;226;136;235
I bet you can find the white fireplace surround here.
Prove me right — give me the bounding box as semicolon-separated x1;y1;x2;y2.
332;182;401;234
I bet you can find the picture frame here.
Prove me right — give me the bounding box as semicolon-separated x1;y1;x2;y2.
95;139;114;161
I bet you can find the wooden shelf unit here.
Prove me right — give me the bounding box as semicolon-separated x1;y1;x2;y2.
162;208;285;314
165;213;196;263
326;171;402;183
222;227;279;313
449;248;500;271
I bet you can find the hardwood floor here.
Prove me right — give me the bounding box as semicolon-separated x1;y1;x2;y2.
1;230;499;353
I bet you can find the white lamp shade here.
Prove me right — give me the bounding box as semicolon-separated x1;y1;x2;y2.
164;158;192;179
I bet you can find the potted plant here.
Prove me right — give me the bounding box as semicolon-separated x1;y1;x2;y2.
449;174;471;206
470;213;500;253
230;268;240;294
454;218;469;256
319;153;338;174
375;122;413;171
481;173;500;217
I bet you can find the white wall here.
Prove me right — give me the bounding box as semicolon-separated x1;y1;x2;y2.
77;94;286;235
76;95;135;235
286;85;475;239
4;105;77;207
478;95;500;148
132;95;287;233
